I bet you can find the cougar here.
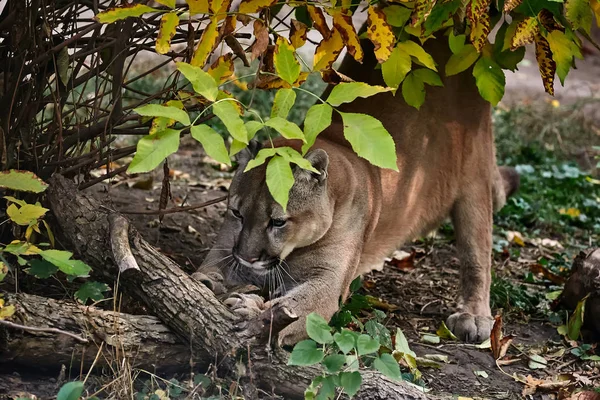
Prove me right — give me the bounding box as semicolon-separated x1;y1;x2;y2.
192;37;520;346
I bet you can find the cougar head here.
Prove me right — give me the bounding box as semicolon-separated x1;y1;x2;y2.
226;141;333;277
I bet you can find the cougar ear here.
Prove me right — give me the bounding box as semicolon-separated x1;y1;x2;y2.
299;148;329;183
235;139;262;169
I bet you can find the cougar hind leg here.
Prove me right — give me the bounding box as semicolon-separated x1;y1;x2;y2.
446;180;494;343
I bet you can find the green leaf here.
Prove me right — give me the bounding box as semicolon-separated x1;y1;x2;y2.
212;101;248;144
302;103;333;154
38;250;92;277
95;4;156;24
448;32;466;54
382;46;412;89
274;37;300;85
6;203;49;226
56;381;84;400
413;69;443;86
190;125;231;166
128;128;180;174
176;62;219;102
133;104;190;126
244;148;278;171
276;147;319;173
472;57;505;106
266;155;294;211
365;320;393;349
295;5;312;28
495;47;526;72
265;117;305;141
57;47;70;87
383;5;412;27
394;328;416;357
0;170;48;193
317;376;336;400
75;281;110;304
26;259;58;279
245;121;264;139
322;354;346;374
339;371;362;398
334;329;357;354
401;72;425;110
565;0;593;34
546;30;575;85
271;88;296;119
306;312;334;344
424;0;461;35
445;44;480;76
568;295;587;340
396;41;437;71
373;353;401;380
356;334;380;356
288;340;324;366
436;321;458;340
340;112;398;171
326;82;393;107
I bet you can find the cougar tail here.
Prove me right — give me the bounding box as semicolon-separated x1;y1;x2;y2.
492;166;520;211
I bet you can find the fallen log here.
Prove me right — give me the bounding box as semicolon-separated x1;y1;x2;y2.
36;174;430;399
0;292;190;373
559;248;600;335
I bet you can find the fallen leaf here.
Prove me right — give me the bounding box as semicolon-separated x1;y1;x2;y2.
506;230;525;246
436;321;458;340
528;354;548;369
490;315;515;360
473;370;489;378
529;263;565;284
567;392;600;400
497;357;522;366
388;250;416;272
132;176;154;190
423;354;449;363
421;334;440;344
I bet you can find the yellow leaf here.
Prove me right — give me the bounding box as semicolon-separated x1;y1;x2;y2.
511;17;539;50
592;0;600;27
534;34;556;96
155;0;176;8
559;207;581;217
208;53;234;83
289;19;308;49
307;5;331;39
238;0;277;14
411;0;436;27
210;0;230;15
191;17;219;67
332;11;363;62
313;28;345;71
186;0;209;14
367;6;395;63
467;0;491;52
503;0;522;12
6;203;49;226
0;304;15;320
156;12;179;54
0;299;4;307
95;4;156;24
0;261;7;282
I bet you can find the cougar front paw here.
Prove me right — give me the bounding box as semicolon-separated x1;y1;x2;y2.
191;271;227;295
224;293;266;319
446;312;493;343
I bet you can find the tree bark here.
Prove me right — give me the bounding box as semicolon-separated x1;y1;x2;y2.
0;293;190;373
559;248;600;335
39;174;430;400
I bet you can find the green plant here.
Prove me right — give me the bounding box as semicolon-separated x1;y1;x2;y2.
0;170;108;306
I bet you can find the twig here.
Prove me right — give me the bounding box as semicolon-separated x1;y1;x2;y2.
0;319;89;343
119;195;227;216
109;214;140;273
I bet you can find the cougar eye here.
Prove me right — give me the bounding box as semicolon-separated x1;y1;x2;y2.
230;209;242;219
270;218;287;228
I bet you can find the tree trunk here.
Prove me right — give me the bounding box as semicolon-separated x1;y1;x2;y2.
38;175;429;400
0;293;190;373
559;248;600;335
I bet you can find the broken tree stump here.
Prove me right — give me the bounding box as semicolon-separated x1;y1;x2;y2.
560;248;600;335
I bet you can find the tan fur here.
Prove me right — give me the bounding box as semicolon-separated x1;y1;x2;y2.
193;38;519;345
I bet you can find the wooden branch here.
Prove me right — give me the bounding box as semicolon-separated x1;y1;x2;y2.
0;293;190;373
45;174;430;400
